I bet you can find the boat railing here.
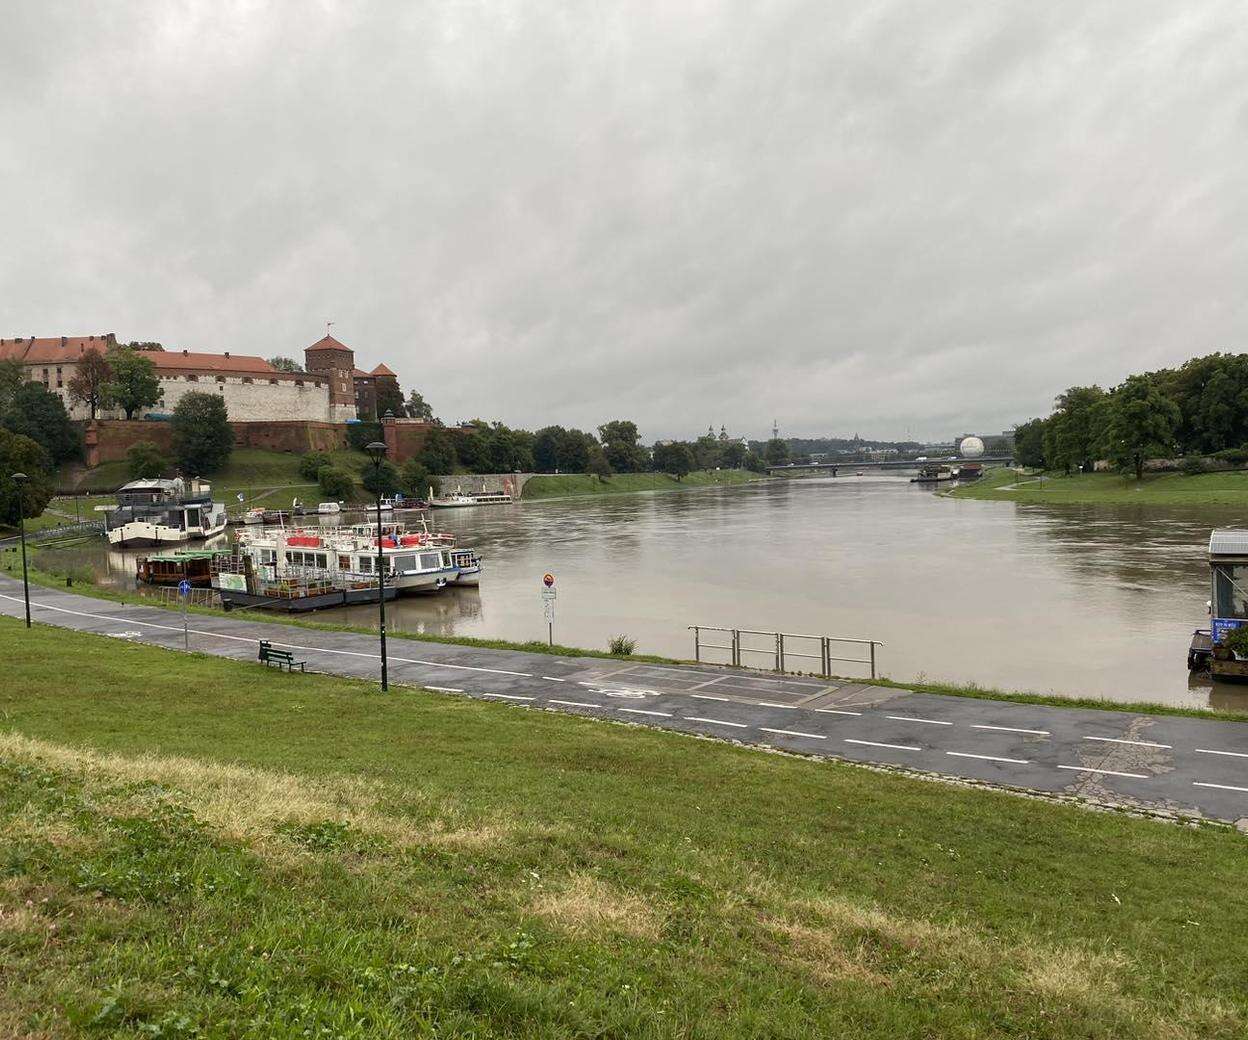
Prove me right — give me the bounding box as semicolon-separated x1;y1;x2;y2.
687;625;883;680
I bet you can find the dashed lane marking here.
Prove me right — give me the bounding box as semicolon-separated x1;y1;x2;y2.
845;739;920;752
759;727;826;740
426;686;463;693
1194;748;1248;759
686;716;748;729
947;751;1029;764
693;694;731;702
1056;765;1149;780
757;702;798;709
619;708;673;718
972;724;1050;736
542;676;568;682
1193;781;1248;793
482;694;534;702
1082;736;1171;749
549;699;600;709
815;708;862;716
885;715;952;726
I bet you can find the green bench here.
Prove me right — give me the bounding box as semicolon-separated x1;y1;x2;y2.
258;640;306;672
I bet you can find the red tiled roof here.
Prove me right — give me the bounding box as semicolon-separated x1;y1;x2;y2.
0;334;116;364
305;334;353;353
352;368;371;379
370;363;397;377
149;351;276;374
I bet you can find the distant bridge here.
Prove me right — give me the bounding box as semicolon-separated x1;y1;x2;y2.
766;456;1015;476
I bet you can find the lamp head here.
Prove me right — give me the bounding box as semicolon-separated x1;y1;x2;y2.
11;472;27;484
365;441;388;464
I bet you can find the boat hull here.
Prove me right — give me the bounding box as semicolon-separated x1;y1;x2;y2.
109;519;227;548
219;585;398;613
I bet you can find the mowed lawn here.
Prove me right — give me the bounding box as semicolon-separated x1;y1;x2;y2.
522;469;765;499
949;467;1248;506
1;617;1246;1038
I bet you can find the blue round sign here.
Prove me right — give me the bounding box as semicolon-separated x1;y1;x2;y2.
178;580;191;597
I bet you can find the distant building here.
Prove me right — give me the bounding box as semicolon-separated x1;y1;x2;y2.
302;334;359;422
352;363;399;420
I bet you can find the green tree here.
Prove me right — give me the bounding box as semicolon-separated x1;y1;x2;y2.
533;425;565;472
586;447;613;483
361;459;401;496
720;441;747;469
67;348;112;419
346;421;383;453
743;451;766;473
400;459;441;499
598;420;648;473
1042;386;1106;473
103;347;161;420
171;392;234;474
692;433;722;469
0;429;54;526
0;359;23;414
268;356;303;373
406;389;433;420
317;465;355;501
1012;418;1046;469
763;438;790;465
2;382;82;464
1101;375;1181;480
375;380;406;418
653;441;694;479
454;423;490;473
126;440;169;479
418;427;457;474
298;451;333;481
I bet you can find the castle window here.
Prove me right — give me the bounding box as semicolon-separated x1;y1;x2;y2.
187;374;198;381
295;379;304;387
242;377;253;384
269;379;277;385
55;366;63;387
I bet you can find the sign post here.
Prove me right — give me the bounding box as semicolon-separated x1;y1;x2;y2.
178;579;191;650
542;573;556;646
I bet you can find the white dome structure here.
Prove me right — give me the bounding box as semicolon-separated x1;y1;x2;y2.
959;436;986;459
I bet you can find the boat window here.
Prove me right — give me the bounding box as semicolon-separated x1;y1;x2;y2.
1214;566;1248;618
392;553;416;573
358;556;372;573
420;552;443;570
315;553;328;569
260;549;276;564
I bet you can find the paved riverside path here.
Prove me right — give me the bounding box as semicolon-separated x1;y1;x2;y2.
4;576;1248;825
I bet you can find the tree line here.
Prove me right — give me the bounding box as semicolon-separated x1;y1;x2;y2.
1012;353;1248;479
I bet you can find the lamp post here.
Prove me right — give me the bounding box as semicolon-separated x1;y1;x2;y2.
365;440;389;691
11;472;31;628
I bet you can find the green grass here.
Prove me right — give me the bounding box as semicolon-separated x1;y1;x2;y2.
947;467;1248;506
522;469;767;500
1;616;1247;1038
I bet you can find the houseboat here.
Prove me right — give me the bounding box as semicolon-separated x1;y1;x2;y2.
136;548;230;587
910;464;954;484
105;478;228;548
1190;529;1248;679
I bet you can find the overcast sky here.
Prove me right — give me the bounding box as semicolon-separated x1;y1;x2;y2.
2;1;1246;442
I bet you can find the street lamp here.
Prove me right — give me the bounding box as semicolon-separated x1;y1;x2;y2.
11;472;31;628
365;440;389;691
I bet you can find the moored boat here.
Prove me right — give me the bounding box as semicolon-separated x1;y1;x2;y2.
428;485;513;508
136;548;230;587
105;478;228;548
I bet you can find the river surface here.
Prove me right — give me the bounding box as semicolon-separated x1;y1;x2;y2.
43;476;1248;709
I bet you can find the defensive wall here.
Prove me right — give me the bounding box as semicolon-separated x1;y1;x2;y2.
84;420;349;467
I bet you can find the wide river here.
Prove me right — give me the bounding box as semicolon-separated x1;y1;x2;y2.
54;475;1248;709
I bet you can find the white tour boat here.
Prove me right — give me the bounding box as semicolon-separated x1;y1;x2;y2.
105;478;228;548
428;485;513;508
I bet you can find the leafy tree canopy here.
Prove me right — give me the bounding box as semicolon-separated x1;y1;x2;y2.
406;389;433;420
2;382;82;465
0;429;54;526
67;348;113;419
103;347;161;420
268;356;303;373
127;440;170;480
171;392;234;475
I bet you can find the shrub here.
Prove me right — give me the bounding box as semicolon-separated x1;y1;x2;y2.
360;459;401;497
400;460;441;499
608;634;637;656
1214;447;1248;466
127;440;169;479
299;451;332;480
347;421;383;453
1180;456;1209;476
317;466;355;502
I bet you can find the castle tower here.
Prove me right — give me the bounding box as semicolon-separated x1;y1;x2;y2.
304;334;358;421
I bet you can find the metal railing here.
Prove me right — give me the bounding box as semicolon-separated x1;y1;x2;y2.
688;626;883;680
153;586;220;608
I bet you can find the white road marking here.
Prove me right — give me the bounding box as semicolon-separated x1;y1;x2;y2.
482;693;533;702
1193;781;1248;793
1082;736;1171;749
947;751;1029;764
542;676;568;682
972;724;1050;736
1194;748;1248;759
757;702;798;709
619;708;672;718
426;686;463;693
549;699;600;708
885;715;952;726
1056;765;1148;779
693;694;731;702
759;727;826;740
845;739;920;752
687;716;748;729
815;708;862;716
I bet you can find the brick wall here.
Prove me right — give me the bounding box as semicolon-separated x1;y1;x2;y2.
85;420;349;466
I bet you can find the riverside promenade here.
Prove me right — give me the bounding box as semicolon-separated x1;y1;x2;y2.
3;574;1248;826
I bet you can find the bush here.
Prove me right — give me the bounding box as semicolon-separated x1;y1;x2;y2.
608;634;637;656
1214;447;1248;466
347;421;383;453
299;451;332;480
360;459;401;497
126;440;169;479
171;392;233;475
317;466;355;502
400;460;440;499
1181;456;1210;476
1221;625;1248;657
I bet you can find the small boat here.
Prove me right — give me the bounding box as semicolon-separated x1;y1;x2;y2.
242;508;267;525
911;464;954;484
317;501;342;514
449;547;482;586
136;549;228;587
428;485;513;508
855;470;865;477
377;497;396;512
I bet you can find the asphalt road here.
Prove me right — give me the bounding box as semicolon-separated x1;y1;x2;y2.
4;575;1248;825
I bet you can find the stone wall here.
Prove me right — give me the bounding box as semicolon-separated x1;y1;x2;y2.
153;374;332;422
84;420;176;466
434;473;534;497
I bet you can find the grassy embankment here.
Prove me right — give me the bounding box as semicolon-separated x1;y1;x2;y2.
522;469;766;500
2;616;1247;1039
947;467;1248;507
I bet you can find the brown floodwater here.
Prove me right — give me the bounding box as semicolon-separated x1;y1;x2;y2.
43;475;1248;709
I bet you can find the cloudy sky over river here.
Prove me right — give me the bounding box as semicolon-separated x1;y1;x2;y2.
2;1;1245;440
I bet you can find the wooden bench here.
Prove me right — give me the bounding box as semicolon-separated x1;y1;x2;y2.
258;640;306;672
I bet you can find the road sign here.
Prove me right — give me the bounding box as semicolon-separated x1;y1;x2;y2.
543;597;556;623
543;573;555;587
178;580;191;597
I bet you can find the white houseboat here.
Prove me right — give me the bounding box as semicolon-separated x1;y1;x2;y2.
105;478;228;548
429;485;513;508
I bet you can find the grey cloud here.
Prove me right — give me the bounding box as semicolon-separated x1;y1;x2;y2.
2;0;1246;441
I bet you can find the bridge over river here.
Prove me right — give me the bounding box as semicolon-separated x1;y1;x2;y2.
766;456;1014;476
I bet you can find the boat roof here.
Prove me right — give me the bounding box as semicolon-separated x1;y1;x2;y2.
1209;530;1248;558
119;479;181;492
146;550;227;562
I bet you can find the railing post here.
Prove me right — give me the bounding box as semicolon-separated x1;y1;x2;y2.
869;641;877;680
693;627;701;663
822;636;830;678
776;632;783;672
732;629;740;667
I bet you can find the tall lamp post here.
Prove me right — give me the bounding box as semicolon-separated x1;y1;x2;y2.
11;472;31;627
365;441;389;691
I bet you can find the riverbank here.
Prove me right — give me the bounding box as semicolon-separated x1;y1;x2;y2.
522;468;766;500
947;467;1248;506
2;615;1246;1038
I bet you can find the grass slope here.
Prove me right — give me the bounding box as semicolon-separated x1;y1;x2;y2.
948;467;1248;506
2;616;1247;1038
523;469;766;500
